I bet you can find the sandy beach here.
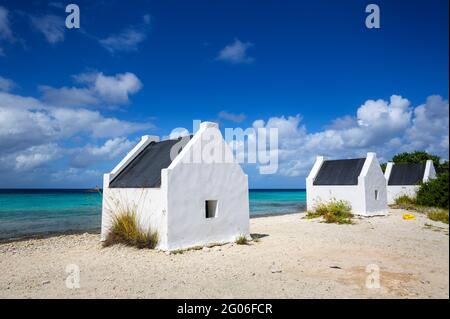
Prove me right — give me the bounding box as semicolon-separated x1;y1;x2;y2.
0;208;448;299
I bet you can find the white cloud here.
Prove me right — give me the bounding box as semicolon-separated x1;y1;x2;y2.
90;72;142;104
245;95;448;178
0;6;14;55
0;89;152;172
326;115;357;130
48;107;151;138
356;95;411;133
218;110;246;123
406;95;449;155
71;137;135;168
39;86;98;107
99;15;150;53
0;143;61;173
30;14;65;44
51;167;102;182
41;72;143;107
48;2;65;9
216;39;254;64
0;75;15;91
0;6;13;40
0;71;150;186
14;143;61;171
143;14;151;25
100;29;146;52
168;127;190;140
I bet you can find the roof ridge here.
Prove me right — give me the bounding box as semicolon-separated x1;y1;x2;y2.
323;157;365;162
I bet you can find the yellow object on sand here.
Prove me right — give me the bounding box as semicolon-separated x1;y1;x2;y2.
403;213;416;220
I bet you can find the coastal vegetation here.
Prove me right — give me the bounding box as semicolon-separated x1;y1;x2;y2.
427;208;449;224
416;172;449;209
103;210;158;249
307;199;354;224
170;246;204;255
235;235;249;245
393;192;449;225
394;195;417;209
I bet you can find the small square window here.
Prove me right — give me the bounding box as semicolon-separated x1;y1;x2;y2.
375;190;379;200
205;200;218;218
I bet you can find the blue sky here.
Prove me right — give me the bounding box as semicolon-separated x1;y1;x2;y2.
0;0;448;188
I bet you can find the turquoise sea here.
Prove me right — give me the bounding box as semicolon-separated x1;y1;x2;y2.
0;189;306;240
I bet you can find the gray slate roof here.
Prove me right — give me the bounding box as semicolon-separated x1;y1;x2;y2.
313;158;366;186
109;136;191;188
388;163;426;186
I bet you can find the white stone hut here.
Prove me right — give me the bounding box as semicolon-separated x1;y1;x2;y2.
384;160;436;204
101;122;250;250
306;152;388;217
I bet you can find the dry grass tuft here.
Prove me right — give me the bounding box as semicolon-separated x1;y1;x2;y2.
393;195;417;210
392;195;449;224
103;211;158;249
427;208;449;224
235;235;249;245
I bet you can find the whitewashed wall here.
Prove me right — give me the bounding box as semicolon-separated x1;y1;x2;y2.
163;123;250;250
386;185;419;205
361;153;388;215
307;184;366;214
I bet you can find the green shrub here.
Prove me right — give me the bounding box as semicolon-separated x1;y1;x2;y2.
392;151;441;169
416;173;449;209
307;200;353;224
103;211;158;249
437;161;449;175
